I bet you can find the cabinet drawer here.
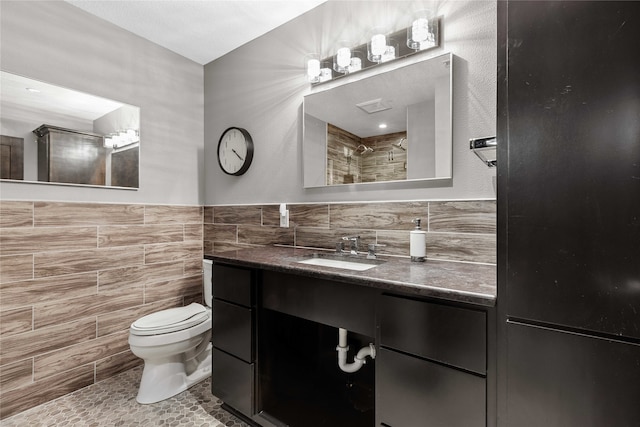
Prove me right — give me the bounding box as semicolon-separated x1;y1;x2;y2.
212;348;254;417
377;347;485;427
213;263;253;307
212;299;253;362
380;294;486;374
262;270;377;337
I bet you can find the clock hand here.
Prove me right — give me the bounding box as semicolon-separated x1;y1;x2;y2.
231;149;244;161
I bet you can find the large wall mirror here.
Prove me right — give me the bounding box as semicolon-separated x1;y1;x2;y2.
0;71;140;189
303;52;452;188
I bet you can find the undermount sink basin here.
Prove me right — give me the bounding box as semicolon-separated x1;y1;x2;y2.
295;253;384;271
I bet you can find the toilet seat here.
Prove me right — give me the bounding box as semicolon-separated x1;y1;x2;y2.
130;303;210;336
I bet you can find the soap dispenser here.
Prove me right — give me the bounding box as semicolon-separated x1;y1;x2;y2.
410;218;426;262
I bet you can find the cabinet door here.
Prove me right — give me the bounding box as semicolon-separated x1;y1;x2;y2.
212;299;253;362
213;263;253;307
506;321;640;427
380;294;486;374
212;348;254;417
377;348;485;427
504;0;640;339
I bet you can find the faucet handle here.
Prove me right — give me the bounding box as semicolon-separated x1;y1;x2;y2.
342;236;361;254
367;243;386;259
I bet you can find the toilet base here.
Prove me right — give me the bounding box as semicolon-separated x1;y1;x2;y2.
136;343;212;404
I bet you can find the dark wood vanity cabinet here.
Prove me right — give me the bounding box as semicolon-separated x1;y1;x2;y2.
211;263;256;418
209;258;495;427
377;294;488;427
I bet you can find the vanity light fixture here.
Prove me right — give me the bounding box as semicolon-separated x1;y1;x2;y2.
319;66;333;82
407;10;437;51
333;40;362;74
305;53;321;83
334;48;351;72
305;13;440;85
367;28;388;63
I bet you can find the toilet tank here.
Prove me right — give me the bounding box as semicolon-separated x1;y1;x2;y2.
203;259;213;307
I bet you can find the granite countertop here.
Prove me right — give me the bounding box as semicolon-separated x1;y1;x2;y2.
206;246;496;307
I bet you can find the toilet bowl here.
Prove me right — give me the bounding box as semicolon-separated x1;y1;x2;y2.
128;259;214;404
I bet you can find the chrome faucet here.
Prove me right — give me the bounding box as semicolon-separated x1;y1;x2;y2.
342;236;361;255
367;243;386;259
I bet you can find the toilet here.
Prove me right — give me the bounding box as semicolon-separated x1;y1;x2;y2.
128;259;213;404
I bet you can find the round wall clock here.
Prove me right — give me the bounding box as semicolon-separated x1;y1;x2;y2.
217;127;254;176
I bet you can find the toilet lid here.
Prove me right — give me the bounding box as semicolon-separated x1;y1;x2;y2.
130;303;210;336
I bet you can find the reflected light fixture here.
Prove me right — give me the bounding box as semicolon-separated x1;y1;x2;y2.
104;128;139;149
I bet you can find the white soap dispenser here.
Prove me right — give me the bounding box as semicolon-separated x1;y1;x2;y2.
410;218;426;262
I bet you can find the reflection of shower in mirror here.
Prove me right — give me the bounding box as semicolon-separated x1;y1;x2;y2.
394;137;407;151
355;144;374;156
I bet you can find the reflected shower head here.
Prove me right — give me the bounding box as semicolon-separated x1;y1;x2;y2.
355;144;374;156
394;138;407;151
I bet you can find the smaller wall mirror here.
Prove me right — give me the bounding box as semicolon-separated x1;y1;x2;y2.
303;52;452;188
0;71;140;188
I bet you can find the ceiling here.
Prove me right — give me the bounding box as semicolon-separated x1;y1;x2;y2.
64;0;327;65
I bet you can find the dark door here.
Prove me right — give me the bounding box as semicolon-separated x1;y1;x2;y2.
503;1;640;337
0;135;24;180
498;2;640;426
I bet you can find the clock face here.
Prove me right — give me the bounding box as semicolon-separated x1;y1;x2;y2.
217;127;254;176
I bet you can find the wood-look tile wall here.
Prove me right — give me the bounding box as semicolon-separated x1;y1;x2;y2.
204;200;496;265
1;198;494;419
0;201;203;419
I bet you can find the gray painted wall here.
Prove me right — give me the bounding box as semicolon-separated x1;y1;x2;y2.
0;1;204;205
204;1;497;205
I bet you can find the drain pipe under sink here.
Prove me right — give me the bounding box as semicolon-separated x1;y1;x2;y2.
336;328;376;373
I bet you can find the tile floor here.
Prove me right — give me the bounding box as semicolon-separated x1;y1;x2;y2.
0;366;250;427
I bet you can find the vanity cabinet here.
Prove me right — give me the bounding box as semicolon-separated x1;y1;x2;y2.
377;294;487;427
211;263;256;418
207;250;496;427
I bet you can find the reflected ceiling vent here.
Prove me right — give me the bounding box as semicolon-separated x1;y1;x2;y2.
356;98;392;114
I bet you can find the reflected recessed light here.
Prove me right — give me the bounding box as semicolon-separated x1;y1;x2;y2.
379;123;388;129
26;87;40;93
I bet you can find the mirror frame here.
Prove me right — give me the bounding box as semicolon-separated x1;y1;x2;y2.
302;52;453;188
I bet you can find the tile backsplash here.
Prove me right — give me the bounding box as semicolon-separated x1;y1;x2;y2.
0;202;203;419
1;198;495;419
204;200;496;264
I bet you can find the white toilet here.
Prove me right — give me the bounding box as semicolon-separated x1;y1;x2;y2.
128;259;214;404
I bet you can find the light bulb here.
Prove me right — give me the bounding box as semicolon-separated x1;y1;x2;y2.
336;47;351;68
371;34;386;56
412;18;430;42
307;58;320;80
